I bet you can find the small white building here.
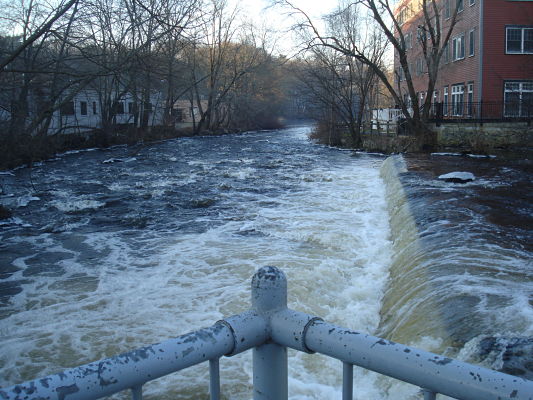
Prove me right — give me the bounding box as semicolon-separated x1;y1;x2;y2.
371;108;404;129
172;99;207;128
47;90;165;135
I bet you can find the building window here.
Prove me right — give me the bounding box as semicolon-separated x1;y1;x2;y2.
469;0;475;5
443;86;449;116
469;29;475;57
442;42;450;64
398;7;406;25
504;81;533;117
457;0;464;12
452;34;465;60
396;67;402;83
172;108;185;122
467;83;474;116
451;84;464;116
506;27;533;54
405;32;412;49
80;101;87;116
112;101;125;115
60;101;75;116
432;91;438;116
444;0;451;19
92;101;97;114
416;58;423;76
417;26;427;43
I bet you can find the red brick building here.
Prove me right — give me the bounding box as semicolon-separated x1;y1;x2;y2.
394;0;533;119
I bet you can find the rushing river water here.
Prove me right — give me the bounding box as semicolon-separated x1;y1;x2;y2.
0;125;531;399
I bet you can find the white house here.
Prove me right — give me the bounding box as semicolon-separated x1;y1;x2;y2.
47;90;166;135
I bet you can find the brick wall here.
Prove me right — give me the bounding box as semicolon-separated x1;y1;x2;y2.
482;1;533;103
394;0;533;108
435;1;480;103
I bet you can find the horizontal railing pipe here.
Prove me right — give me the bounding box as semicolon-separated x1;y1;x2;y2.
303;320;533;400
0;324;235;400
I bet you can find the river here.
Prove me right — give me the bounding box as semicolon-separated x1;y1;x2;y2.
0;125;531;399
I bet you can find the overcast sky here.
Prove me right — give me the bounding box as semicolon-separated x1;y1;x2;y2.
234;0;338;56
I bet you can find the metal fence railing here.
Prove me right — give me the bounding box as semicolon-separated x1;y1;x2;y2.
1;266;532;400
428;101;533;122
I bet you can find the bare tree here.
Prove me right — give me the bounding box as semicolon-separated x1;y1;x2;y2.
0;0;79;71
187;0;276;133
0;0;84;137
275;0;461;144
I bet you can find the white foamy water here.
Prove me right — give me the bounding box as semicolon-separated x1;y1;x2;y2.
0;127;411;398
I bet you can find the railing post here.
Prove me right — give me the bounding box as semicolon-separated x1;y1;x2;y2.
209;358;221;400
251;266;288;400
479;100;483;125
131;385;142;400
421;388;437;400
342;362;354;400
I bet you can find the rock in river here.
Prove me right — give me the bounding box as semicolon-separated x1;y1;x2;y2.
438;171;476;183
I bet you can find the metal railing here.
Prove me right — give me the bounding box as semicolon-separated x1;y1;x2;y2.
1;266;532;400
428;101;532;122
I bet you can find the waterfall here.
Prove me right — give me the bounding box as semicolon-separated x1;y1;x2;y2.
377;154;533;379
378;156;449;349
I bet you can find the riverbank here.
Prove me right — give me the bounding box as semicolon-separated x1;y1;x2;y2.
0;126;184;171
0;123;287;172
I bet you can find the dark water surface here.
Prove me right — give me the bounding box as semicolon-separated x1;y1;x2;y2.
1;126;395;398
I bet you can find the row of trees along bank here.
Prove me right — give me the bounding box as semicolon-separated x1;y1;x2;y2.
0;0;317;169
277;0;462;150
0;0;463;170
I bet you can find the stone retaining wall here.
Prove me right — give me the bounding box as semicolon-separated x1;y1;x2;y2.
431;121;533;150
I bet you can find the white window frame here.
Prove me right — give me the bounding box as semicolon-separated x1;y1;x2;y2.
451;84;465;116
504;81;533;117
467;83;474;116
416;58;425;76
452;34;465;61
444;0;451;19
469;0;475;6
443;86;449;116
468;29;475;57
505;26;533;54
406;32;412;49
